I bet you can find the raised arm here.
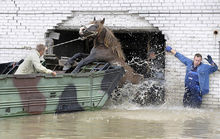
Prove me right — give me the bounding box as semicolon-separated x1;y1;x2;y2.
204;55;218;73
165;46;192;66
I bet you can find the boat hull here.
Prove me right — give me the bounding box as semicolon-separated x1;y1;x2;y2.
0;66;124;118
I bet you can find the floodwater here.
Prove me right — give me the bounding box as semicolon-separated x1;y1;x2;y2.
0;79;219;139
0;104;220;139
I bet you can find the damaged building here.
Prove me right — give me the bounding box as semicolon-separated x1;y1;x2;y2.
0;0;220;108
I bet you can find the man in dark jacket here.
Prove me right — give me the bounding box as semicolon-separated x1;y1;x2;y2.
166;46;218;108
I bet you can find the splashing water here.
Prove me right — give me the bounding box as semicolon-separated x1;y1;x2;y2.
127;54;165;79
109;79;165;107
108;51;165;107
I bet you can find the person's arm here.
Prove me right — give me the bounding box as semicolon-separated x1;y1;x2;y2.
205;55;218;73
165;46;192;66
32;54;56;76
166;46;177;55
210;63;218;73
170;49;176;55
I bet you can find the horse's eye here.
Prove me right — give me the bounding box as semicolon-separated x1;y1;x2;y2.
90;25;99;30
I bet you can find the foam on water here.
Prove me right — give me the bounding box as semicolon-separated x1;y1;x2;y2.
108;79;165;106
105;99;213;123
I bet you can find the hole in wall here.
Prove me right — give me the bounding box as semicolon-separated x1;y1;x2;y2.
47;29;165;79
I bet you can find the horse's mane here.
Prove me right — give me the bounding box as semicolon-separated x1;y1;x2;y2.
102;27;125;61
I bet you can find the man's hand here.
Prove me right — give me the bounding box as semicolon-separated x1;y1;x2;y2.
51;71;57;76
205;55;214;65
165;46;172;52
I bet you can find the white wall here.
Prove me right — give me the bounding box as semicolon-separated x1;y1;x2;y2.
0;0;220;108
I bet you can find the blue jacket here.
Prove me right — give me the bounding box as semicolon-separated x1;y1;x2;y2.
175;52;218;95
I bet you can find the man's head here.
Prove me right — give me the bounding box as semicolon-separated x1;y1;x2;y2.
36;44;47;57
193;53;202;67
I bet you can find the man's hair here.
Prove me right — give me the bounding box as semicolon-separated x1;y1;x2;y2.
194;53;202;59
36;44;46;52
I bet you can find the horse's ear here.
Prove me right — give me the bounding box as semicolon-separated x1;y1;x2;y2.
93;17;96;21
101;18;105;24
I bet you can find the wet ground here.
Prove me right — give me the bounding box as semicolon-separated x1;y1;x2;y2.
0;104;220;139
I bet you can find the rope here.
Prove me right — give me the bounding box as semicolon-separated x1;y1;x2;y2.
50;32;98;48
50;37;82;48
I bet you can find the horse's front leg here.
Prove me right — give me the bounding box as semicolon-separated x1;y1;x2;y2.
71;55;97;73
63;53;89;71
68;53;89;63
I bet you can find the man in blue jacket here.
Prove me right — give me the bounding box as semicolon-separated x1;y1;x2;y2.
166;46;218;108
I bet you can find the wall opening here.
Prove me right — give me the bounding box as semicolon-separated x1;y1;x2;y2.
45;29;166;105
49;29;165;79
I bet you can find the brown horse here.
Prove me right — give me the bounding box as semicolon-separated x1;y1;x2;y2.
64;18;143;84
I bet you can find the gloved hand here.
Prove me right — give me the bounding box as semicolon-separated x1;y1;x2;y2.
165;46;172;52
205;55;214;64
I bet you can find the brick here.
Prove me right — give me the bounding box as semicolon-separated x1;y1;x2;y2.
0;0;220;108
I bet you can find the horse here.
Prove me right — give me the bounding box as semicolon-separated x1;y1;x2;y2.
63;18;143;85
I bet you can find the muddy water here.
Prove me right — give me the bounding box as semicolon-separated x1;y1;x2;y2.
0;105;220;139
0;80;218;139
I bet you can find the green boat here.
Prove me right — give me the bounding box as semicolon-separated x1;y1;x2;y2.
0;59;124;118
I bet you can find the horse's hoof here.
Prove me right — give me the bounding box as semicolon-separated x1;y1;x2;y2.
63;63;71;71
71;69;79;74
71;71;76;74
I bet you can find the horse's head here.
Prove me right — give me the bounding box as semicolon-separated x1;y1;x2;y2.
79;17;105;38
